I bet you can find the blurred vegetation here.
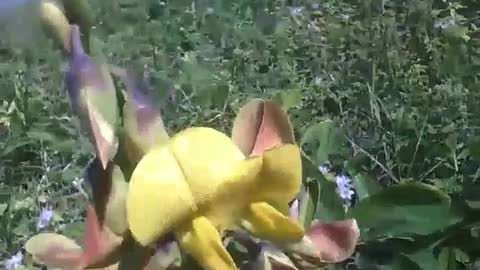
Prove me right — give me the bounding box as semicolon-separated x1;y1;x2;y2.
2;0;480;269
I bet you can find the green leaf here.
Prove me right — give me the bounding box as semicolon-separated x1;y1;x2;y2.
298;183;317;227
391;254;424;270
346;183;461;240
438;247;458;270
272;88;302;111
466;136;480;162
0;203;7;216
301;120;343;165
348;169;381;201
62;221;85;244
302;154;345;222
406;248;441;270
461;180;480;209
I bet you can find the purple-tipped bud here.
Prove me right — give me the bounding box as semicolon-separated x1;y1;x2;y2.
66;24;119;170
115;66;169;164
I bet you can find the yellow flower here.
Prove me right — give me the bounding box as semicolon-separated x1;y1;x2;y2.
127;126;304;270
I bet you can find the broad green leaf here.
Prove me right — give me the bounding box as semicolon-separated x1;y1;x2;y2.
301;120;342;165
391;254;424;270
62;221;85;244
302;154;345;222
0;203;7;216
348;169;381;201
461;180;480;209
272;88;302;111
346;183;461;240
405;248;441;270
466;136;480;162
298;184;317;227
438;247;458;270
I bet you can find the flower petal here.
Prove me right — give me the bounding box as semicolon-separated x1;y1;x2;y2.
40;0;71;53
168;127;246;206
307;219;359;263
115;67;170;166
286;219;359;266
253;144;302;209
231;99;295;156
25;233;82;268
126;142;196;246
242;201;304;243
85;158;129;236
175;216;237;270
256;243;299;270
66;24;119;169
79;204;123;269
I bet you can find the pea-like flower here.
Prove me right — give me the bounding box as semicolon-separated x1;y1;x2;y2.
37;205;54;230
127;99;307;270
5;251;23;270
127;127;304;270
335;174;355;205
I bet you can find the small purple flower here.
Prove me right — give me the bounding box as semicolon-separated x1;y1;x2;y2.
5;251;23;270
335;175;354;205
37;205;54;230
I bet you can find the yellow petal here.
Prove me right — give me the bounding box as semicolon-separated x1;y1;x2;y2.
242;201;305;243
168;127;246;206
126;144;196;246
253;144;302;205
202;155;264;231
175;216;237;270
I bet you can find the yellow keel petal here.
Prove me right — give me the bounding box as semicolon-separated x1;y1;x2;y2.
175;216;237;270
242;201;304;243
169;127;246;206
127;145;196;246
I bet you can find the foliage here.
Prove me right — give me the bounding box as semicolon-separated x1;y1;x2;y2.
1;0;480;269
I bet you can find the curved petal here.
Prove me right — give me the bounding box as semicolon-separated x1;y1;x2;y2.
231;99;295;156
126;142;196;246
116;66;170;166
287;219;359;267
66;24;119;169
85;158;129;236
79;204;123;269
307;219;359;263
40;0;71;53
25;233;82;268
